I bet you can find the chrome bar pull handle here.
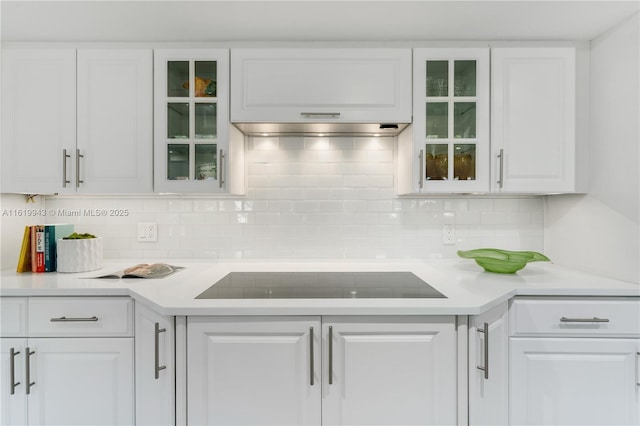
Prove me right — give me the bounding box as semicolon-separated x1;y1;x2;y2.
560;317;610;323
497;149;504;188
26;348;35;395
9;348;20;395
76;149;84;188
636;352;640;387
418;149;424;189
50;316;98;322
476;322;489;380
218;149;225;189
155;322;167;379
62;149;71;187
328;326;333;385
309;327;315;386
300;112;341;119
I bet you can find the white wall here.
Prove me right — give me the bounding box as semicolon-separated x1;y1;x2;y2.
37;136;544;262
545;13;640;283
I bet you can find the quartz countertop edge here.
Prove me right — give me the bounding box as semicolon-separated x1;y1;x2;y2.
1;260;638;316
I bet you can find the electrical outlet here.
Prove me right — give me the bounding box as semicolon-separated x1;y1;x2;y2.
442;224;456;245
137;222;157;242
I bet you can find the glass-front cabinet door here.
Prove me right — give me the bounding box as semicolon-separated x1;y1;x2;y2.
409;48;489;193
154;49;230;193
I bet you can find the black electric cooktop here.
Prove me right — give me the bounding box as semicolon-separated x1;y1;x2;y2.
195;272;446;299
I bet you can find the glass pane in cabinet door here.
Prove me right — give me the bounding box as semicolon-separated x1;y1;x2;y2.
195;144;217;181
454;102;476;139
426;103;448;139
168;144;190;180
426;61;448;97
195;103;217;139
194;61;217;97
167;61;189;97
168;103;189;139
454;61;476;96
454;144;476;180
425;144;448;180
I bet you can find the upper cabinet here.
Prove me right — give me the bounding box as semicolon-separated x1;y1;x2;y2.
491;47;587;193
398;45;587;195
154;49;244;194
77;49;153;193
1;48;153;194
230;48;412;125
397;48;490;194
2;49;77;194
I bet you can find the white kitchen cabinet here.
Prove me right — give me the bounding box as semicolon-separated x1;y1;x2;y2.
135;303;175;426
1;49;76;194
27;338;134;425
0;296;135;426
509;297;640;425
187;316;321;425
1;48;153;194
76;49;153;193
322;316;457;426
154;49;245;194
1;338;28;426
491;47;587;193
510;338;640;425
397;48;490;194
230;48;412;125
187;315;457;426
468;302;508;426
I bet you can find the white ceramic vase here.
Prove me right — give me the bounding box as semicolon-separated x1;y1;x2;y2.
56;237;103;273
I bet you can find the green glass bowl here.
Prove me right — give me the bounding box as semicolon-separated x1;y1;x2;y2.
457;248;550;274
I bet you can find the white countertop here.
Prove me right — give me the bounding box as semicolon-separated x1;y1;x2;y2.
2;260;638;316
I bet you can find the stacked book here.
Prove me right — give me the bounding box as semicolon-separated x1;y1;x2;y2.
17;224;75;273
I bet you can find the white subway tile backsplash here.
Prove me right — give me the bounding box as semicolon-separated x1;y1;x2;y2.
43;136;544;260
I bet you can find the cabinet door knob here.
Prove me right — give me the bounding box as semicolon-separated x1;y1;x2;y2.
300;112;341;119
62;149;71;187
76;149;84;188
559;317;609;323
26;348;35;395
328;326;334;385
9;348;21;395
497;149;504;189
418;149;424;189
155;322;167;380
218;149;225;189
309;327;315;386
476;322;489;380
50;316;98;322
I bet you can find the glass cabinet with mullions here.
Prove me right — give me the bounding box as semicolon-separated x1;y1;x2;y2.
154;49;230;193
412;48;489;193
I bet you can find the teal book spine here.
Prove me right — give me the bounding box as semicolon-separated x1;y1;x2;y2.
44;224;75;272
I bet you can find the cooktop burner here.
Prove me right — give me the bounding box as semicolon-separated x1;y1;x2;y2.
195;272;446;299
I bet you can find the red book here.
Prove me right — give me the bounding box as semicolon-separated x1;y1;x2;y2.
31;225;45;273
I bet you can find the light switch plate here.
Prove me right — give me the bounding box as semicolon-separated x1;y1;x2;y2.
442;224;455;245
137;222;157;242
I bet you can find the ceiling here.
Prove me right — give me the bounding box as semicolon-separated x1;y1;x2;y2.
1;1;638;43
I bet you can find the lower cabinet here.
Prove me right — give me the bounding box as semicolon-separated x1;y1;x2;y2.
510;337;640;425
0;296;135;426
187;315;457;425
508;297;640;426
1;338;27;425
468;302;508;426
135;303;175;425
1;337;134;425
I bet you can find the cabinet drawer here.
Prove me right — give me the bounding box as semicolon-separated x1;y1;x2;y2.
1;297;28;337
28;297;133;337
509;297;640;337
